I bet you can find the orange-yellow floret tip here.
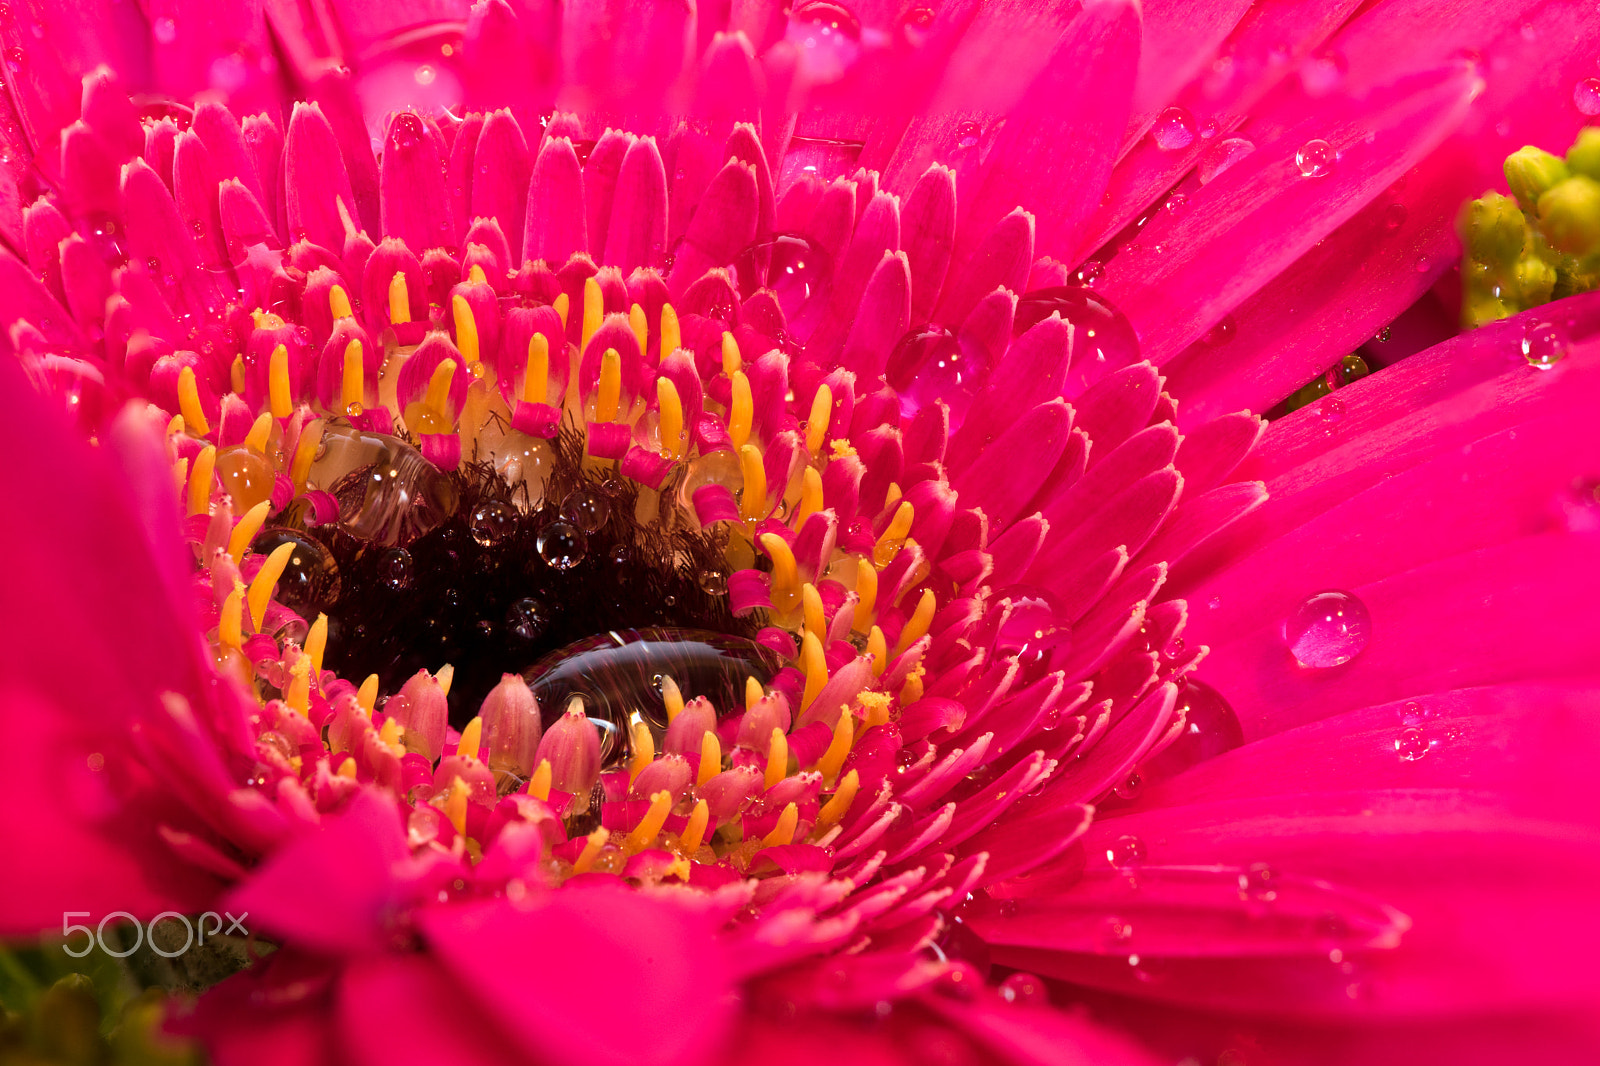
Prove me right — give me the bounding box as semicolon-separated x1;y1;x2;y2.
329;284;353;320
800;631;827;710
860;691;892;728
628;303;648;359
524;332;550;404
728;370;753;451
218;585;244;650
341;341;365;412
247;540;296;632
286;655;311;714
796;466;824;527
806;385;832;456
661;675;684;722
468;264;488;285
552;291;570;329
229;355;246;396
436;663;455;697
187;445;215;516
894;588;938;656
452;294;480;363
738;444;766;522
356;674;380;716
720;331;741;376
572;828;609;874
817;770;859;828
527;759;553;800
388;272;411;324
624;790;673;854
457;716;483;758
268;345;292;418
337;757;358;779
759;533;799;604
424;359;457;420
744;676;764;710
177;366;210;438
854;559;879;631
596;348;622;423
814;712;853;786
874;501;915;567
628;719;655;782
306;613;328;682
697;730;721;786
172;456;188;495
761;802;799;848
444;777;469;835
581;277;603;353
379;716;404;752
290;420;324;494
660;303;681;358
657;377;684;460
764;727;789;790
243;412;273;454
867;626;888;676
680;799;710;855
801;583;826;644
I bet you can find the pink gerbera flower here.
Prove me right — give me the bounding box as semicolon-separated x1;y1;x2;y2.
3;0;1599;1064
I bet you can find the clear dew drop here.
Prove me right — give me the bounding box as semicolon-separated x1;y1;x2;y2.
1105;835;1145;869
1575;77;1600;116
1238;862;1277;903
468;500;517;547
1151;106;1196;151
1197;136;1255;184
1320;396;1345;423
380;548;412;590
536;520;585;570
762;234;831;322
506;597;551;642
1098;917;1135;952
1286;590;1370;668
998;972;1049;1006
562;485;611;534
1296;138;1336;178
956;119;982;149
698;570;728;597
1521;321;1567;370
1394;726;1431;762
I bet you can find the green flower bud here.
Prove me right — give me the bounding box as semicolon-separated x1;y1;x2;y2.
1568;126;1600;180
1463;292;1515;329
1458;193;1528;265
1505;145;1571;210
1537;174;1600;255
1513;252;1557;306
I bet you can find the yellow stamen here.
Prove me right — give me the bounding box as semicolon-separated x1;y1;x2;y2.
172;456;188;495
337;756;357;779
680;799;709;855
436;663;455;697
894;588;937;656
457;716;483;758
357;674;380;716
814;712;853;786
187;444;215;516
806;384;832;455
218;586;243;650
761;802;799;848
738;443;766;522
867;625;888;676
885;482;903;508
523;333;549;404
166;414;184;437
628;718;654;783
801;582;826;643
817;770;859;828
624;790;672;854
452;293;480;363
628;303;648;358
229;355;246;396
552;291;570;329
388;272;411;324
177;366;210;437
268;345;292;418
466;264;486;285
661;675;684;722
425;359;458;420
796;466;824;527
758;532;798;599
306;613;328;681
242;412;272;454
659;303;681;357
572;827;609;873
595;347;621;422
852;558;877;625
764;727;789;790
341;341;364;413
901;664;926;705
657;377;684;460
860;690;892;728
444;777;468;836
379;716;403;752
830;438;857;460
728;370;752;451
329;284;352;320
247;540;295;631
720;331;741;376
286;655;310;714
745;676;764;710
581;277;602;353
289;419;323;495
527;759;552;800
800;630;827;710
697;730;721;786
873;501;915;567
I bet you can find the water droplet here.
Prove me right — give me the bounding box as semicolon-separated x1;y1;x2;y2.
1286;590;1370;668
249;529;341;613
1198;136;1255;184
380;548;412;589
1105;835;1145;869
1113;772;1143;800
153;15;177;43
608;543;633;566
992;588;1069;685
1238;862;1277;903
1296;138;1336;178
1521;321;1567;370
1201;315;1236;346
345;401;364;418
506;597;550;642
536;520;585;570
887;327;988;430
389;111;425;152
1576;78;1600;116
1151;106;1196;151
1074;259;1104;286
1299;50;1347;96
1012;286;1141;392
414;63;437;86
562;485;611;533
998;972;1048;1006
1382;202;1407;231
1162;636;1185;659
468;500;518;547
311;426;459;546
698;570;728;597
762;234;831;322
215;446;276;513
956;120;982;149
1395;726;1430;762
1099;917;1135;952
1321;397;1345;423
786;4;863;83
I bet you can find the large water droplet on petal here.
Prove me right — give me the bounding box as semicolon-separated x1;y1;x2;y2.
1105;835;1146;869
763;233;832;322
786;4;863;83
1197;136;1255;184
536;519;585;570
1575;77;1600;116
998;972;1049;1006
1286;590;1370;668
468;500;518;547
312;426;459;546
1296;138;1336;178
887;326;989;430
1138;679;1243;783
1151;106;1196;151
1522;320;1567;369
1012;286;1141;395
248;528;342;614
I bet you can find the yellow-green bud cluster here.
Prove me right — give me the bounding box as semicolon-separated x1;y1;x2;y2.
1273;352;1371;417
1461;129;1600;328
